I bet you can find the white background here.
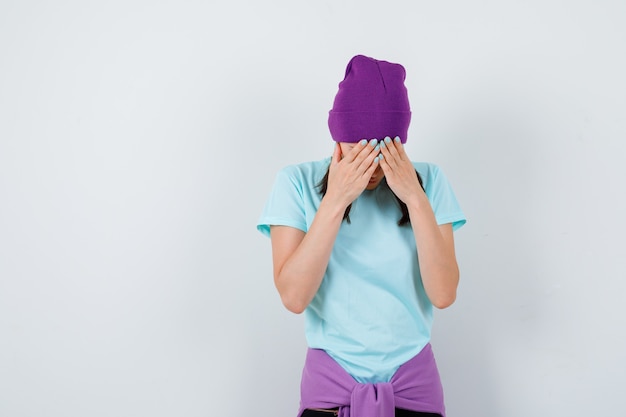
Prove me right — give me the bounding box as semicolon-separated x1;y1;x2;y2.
1;1;625;416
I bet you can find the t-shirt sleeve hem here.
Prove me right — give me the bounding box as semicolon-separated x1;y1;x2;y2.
256;217;308;237
436;213;467;231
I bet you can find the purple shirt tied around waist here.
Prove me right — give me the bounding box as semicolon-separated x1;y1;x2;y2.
298;344;445;417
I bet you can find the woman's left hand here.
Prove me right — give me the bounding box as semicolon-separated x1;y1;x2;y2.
378;136;423;205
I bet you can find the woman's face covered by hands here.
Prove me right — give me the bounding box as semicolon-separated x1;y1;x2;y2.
338;136;421;205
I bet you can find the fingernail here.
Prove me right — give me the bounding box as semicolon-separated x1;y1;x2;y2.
369;139;378;147
359;139;368;146
374;155;380;162
374;144;380;152
379;153;384;160
394;136;401;143
384;136;391;143
380;140;386;148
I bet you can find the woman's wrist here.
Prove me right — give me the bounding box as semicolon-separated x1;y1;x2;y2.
406;190;435;223
320;192;350;217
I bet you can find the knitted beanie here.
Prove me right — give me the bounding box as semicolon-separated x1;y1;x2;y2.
328;55;411;143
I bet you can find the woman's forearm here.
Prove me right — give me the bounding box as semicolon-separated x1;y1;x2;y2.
273;197;346;314
407;193;459;309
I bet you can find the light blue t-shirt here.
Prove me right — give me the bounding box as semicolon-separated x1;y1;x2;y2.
257;157;466;383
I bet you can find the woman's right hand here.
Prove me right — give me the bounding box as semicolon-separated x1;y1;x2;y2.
325;139;379;208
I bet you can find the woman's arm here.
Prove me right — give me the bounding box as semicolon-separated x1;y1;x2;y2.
379;137;460;309
270;197;344;314
270;141;379;314
407;204;459;309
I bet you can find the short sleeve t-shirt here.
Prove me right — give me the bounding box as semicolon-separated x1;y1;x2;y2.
257;157;466;383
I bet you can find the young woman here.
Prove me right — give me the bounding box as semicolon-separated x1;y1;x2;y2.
257;55;466;417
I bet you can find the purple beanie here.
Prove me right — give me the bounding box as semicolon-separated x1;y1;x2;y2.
328;55;411;144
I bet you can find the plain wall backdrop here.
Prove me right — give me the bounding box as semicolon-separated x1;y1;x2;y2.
1;1;625;416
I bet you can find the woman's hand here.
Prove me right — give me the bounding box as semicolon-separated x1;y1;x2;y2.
325;139;379;208
379;136;423;205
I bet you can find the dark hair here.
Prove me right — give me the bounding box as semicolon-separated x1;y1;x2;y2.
316;165;424;226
